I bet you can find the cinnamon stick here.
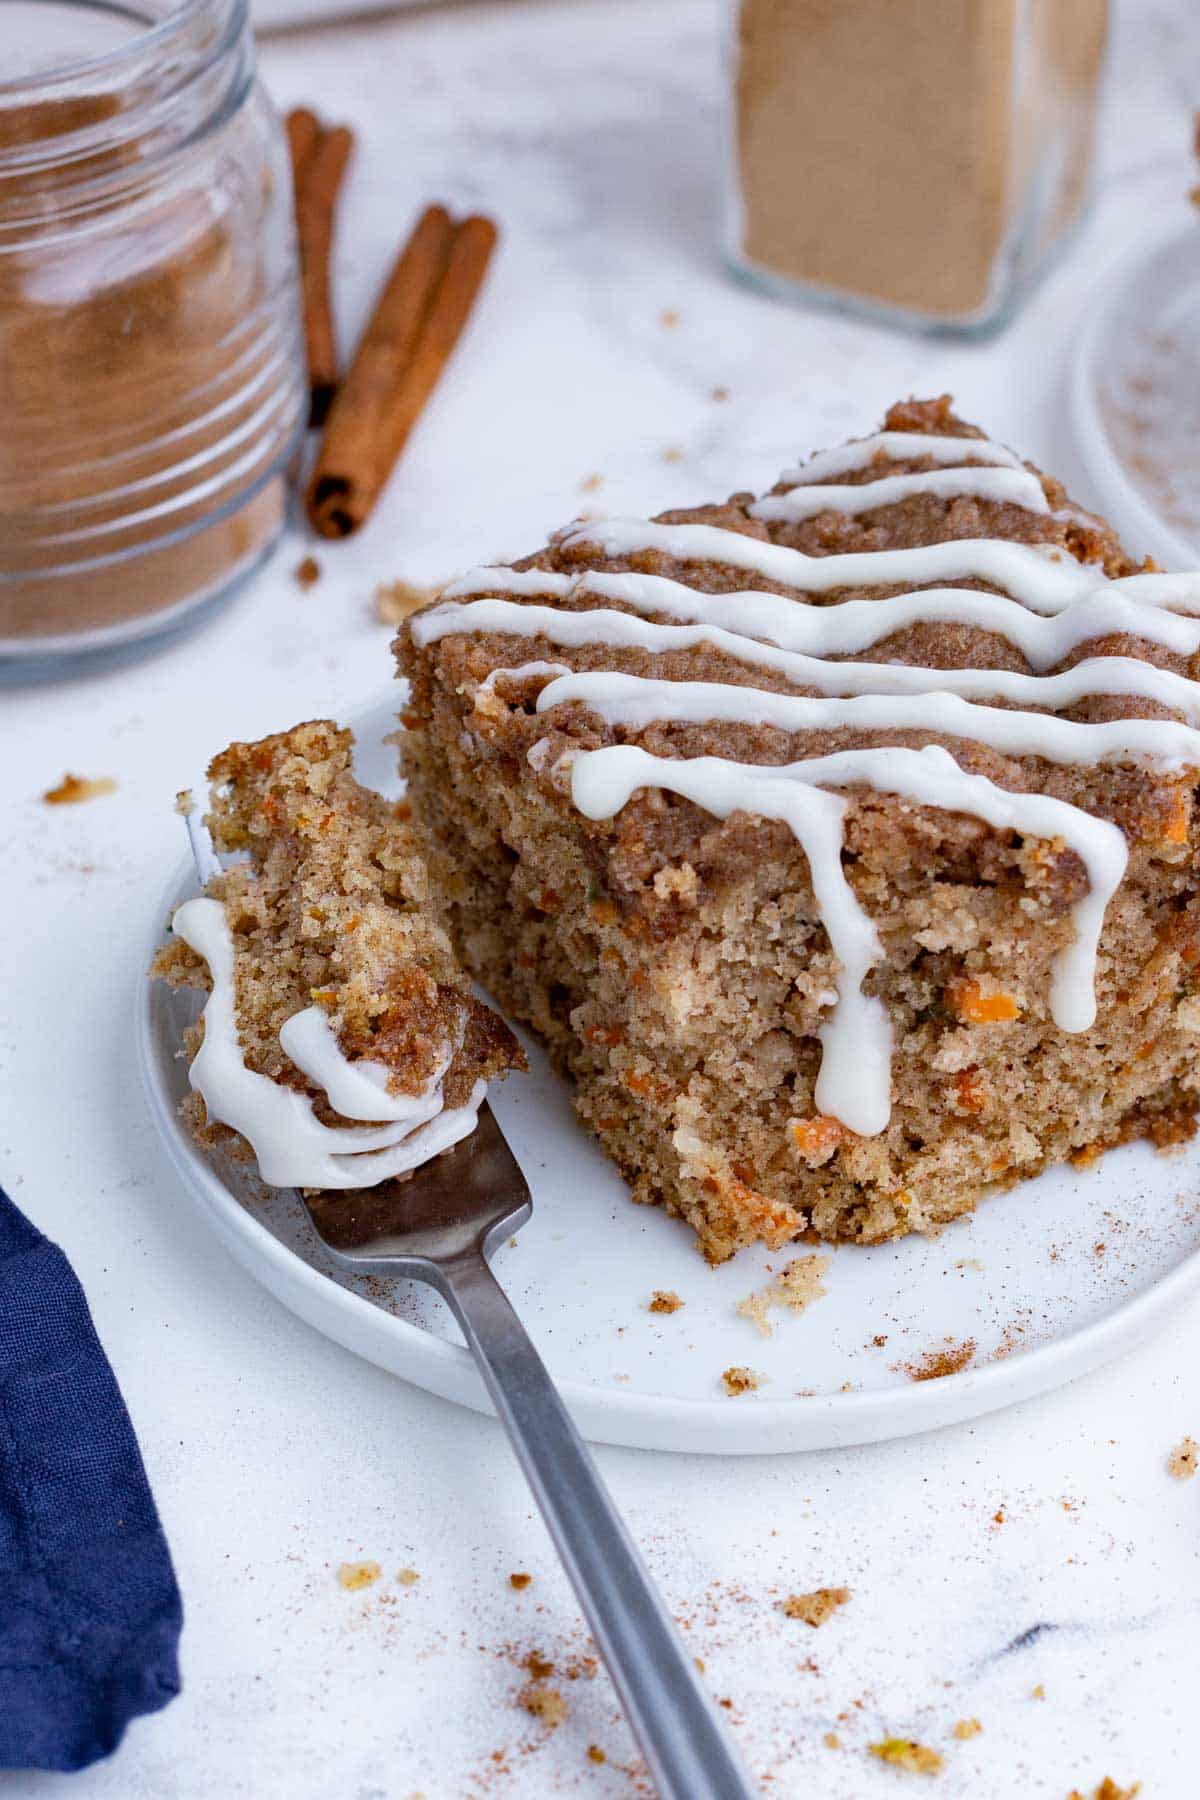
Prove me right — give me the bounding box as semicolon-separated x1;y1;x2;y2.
290;117;354;428
285;105;320;189
306;210;497;538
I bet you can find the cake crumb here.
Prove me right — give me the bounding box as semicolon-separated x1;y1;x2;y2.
509;1572;532;1590
659;308;681;328
174;789;195;816
711;385;730;402
722;1365;765;1396
781;1586;850;1627
519;1681;567;1728
1067;1783;1141;1800
586;1745;606;1764
337;1560;381;1591
579;472;604;493
868;1738;944;1775
952;1718;982;1740
823;1732;840;1749
1031;1684;1045;1700
293;554;321;590
376;578;436;624
902;1337;976;1382
649;1289;684;1314
662;446;685;464
525;1652;554;1680
397;1566;420;1586
1168;1435;1198;1479
43;773;116;806
738;1254;830;1336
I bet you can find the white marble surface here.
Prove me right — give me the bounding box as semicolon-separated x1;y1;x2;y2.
4;0;1200;1794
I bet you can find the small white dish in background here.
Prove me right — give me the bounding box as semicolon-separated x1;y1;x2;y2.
1071;220;1200;570
139;692;1200;1455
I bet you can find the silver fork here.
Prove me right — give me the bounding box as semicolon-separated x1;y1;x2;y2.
183;813;755;1800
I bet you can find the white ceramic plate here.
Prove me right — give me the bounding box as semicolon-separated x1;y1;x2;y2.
1071;220;1200;570
139;692;1200;1454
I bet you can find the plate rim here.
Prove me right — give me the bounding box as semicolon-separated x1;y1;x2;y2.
1070;216;1200;573
136;690;1200;1455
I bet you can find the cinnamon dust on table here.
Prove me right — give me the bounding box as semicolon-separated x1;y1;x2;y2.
286;107;355;426
307;205;498;540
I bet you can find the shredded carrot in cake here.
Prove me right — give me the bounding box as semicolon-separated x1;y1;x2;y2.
946;978;1019;1024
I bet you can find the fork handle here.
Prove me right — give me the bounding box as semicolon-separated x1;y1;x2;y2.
435;1251;757;1800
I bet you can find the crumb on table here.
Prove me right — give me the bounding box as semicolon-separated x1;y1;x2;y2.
781;1586;850;1627
659;307;680;328
294;554;321;590
823;1732;840;1749
397;1566;420;1587
649;1289;684;1314
722;1365;765;1397
868;1738;944;1775
953;1718;982;1740
336;1560;381;1591
518;1681;567;1728
1067;1782;1142;1800
376;578;437;624
1168;1435;1198;1479
509;1572;532;1590
43;773;117;806
587;1745;606;1764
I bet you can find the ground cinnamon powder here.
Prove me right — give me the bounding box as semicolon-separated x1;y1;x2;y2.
731;0;1108;324
0;92;294;648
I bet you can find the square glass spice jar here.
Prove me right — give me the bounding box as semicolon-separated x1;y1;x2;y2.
0;0;306;671
724;0;1110;335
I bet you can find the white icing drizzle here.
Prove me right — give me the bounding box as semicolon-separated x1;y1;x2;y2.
172;898;483;1188
414;598;1200;727
532;668;1200;770
778;431;1025;485
751;465;1049;525
420;433;1200;1139
554;518;1102;612
432;567;1200;670
568;745;1128;1134
441;566;574;602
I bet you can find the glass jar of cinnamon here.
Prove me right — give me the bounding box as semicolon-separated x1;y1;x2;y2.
0;0;305;670
724;0;1110;334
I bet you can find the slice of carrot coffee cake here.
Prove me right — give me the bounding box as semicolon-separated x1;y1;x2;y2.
396;396;1200;1261
152;720;523;1189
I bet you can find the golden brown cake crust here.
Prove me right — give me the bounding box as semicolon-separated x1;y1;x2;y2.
397;399;1200;1260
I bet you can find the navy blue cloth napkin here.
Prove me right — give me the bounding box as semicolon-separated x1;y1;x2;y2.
0;1183;182;1771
